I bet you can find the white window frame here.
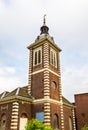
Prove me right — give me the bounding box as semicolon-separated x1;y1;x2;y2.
50;48;57;68
33;46;42;66
69;117;72;130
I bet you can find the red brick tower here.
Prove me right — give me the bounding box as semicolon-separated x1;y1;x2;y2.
27;16;64;130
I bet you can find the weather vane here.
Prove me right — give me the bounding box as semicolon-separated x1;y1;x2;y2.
43;14;46;25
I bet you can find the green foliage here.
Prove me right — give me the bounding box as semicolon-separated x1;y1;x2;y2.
81;125;88;130
25;119;52;130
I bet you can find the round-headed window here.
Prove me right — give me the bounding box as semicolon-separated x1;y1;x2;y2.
54;114;59;129
1;114;6;127
52;81;57;89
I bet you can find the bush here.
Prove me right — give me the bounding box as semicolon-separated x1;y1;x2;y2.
81;125;88;130
25;119;52;130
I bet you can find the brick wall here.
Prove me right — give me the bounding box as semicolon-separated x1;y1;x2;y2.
74;93;88;130
31;72;44;99
0;103;12;130
49;72;60;100
63;106;74;130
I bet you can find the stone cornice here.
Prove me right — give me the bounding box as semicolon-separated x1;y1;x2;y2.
0;96;32;104
33;98;74;108
33;98;62;105
30;68;60;77
63;102;74;108
0;96;74;108
27;37;62;52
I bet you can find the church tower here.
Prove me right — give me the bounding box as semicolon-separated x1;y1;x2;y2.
27;16;64;130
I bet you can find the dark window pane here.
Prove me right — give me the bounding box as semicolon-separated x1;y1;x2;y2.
54;53;56;66
54;114;58;129
38;50;41;63
35;51;37;65
51;51;53;64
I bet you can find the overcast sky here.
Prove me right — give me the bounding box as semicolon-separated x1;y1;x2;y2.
0;0;88;102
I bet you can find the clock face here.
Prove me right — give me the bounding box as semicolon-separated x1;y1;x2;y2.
52;81;56;89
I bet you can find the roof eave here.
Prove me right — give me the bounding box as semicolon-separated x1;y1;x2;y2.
0;95;32;104
27;37;62;52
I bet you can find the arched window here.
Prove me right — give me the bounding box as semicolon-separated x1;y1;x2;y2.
52;81;57;89
50;48;57;68
21;113;27;118
54;114;59;129
33;46;42;66
69;117;72;130
19;113;28;130
1;114;6;128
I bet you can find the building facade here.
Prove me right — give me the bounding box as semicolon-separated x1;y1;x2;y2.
74;93;88;130
0;18;76;130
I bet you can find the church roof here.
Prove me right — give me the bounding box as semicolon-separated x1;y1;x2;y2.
27;35;62;52
0;86;32;103
62;96;74;108
4;86;30;98
0;86;73;108
0;91;9;99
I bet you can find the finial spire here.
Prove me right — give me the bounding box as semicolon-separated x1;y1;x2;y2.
43;14;46;25
40;14;49;35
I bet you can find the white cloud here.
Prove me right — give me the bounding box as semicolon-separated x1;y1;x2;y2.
61;65;88;101
0;0;88;102
0;65;24;93
0;66;15;76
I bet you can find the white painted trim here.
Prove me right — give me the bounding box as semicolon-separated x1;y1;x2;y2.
44;75;49;77
44;119;51;122
44;79;49;81
33;46;42;66
11;126;17;129
44;122;50;125
12;106;19;108
44;116;50;119
11;122;18;125
44;94;50;96
44;110;50;112
1;91;7;99
29;68;60;77
11;115;18;118
11;119;18;122
13;102;19;105
12;108;19;111
33;98;61;105
16;87;20;96
44;87;50;90
50;47;57;68
44;106;50;109
44;102;50;105
44;90;50;93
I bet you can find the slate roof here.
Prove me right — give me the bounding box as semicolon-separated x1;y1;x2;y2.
62;96;74;107
0;85;73;107
4;86;31;98
27;36;62;52
0;86;32;103
0;91;9;99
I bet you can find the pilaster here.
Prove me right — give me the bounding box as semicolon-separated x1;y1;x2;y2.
10;102;19;130
44;43;50;98
58;55;64;130
28;49;32;95
43;43;51;125
44;102;51;125
72;108;76;130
